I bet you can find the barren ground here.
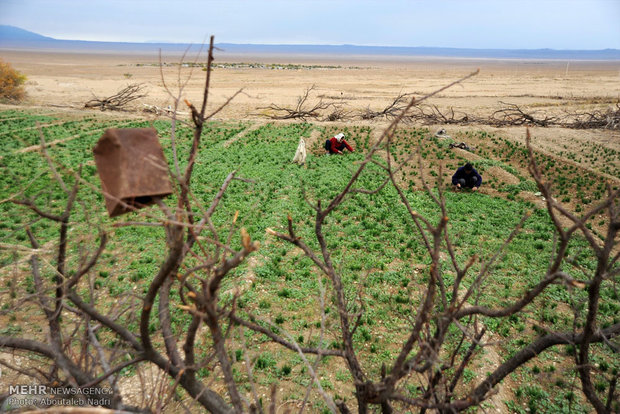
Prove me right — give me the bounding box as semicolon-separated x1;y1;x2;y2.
3;49;619;172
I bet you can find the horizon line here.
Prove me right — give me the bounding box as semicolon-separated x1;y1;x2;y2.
1;25;619;52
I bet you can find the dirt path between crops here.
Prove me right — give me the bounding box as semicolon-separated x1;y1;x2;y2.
222;121;266;147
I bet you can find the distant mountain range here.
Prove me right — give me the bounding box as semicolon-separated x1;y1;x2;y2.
2;25;620;60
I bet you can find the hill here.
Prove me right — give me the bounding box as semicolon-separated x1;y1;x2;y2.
1;25;620;60
0;25;54;42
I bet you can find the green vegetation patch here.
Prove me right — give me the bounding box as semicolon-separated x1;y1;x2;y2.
0;110;613;412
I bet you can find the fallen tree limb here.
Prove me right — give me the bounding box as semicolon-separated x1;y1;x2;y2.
84;83;147;111
259;85;335;120
360;92;413;120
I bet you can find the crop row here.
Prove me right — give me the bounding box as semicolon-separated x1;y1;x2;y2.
0;110;614;412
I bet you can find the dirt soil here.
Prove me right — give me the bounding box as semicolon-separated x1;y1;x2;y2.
3;49;618;175
1;50;618;120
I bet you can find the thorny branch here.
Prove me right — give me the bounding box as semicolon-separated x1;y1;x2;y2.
259;85;335;120
84;83;148;112
267;70;618;413
363;95;619;129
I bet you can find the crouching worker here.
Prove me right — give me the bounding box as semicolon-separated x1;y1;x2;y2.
325;133;354;155
452;162;482;191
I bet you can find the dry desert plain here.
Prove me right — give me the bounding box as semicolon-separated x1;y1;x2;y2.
1;48;620;413
2;48;619;176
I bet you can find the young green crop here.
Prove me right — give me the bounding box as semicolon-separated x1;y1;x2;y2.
0;109;613;413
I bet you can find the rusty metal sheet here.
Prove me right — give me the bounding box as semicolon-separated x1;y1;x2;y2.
93;128;172;217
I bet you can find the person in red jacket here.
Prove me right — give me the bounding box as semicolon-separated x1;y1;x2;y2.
325;133;354;155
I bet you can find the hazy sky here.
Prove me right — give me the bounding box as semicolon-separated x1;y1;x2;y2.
1;0;619;49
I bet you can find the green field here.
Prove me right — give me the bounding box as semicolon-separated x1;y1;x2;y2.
0;109;617;413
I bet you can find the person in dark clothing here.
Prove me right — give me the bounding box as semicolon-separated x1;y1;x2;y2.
452;162;482;191
325;133;354;155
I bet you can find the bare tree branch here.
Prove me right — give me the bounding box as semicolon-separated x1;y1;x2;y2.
84;84;148;111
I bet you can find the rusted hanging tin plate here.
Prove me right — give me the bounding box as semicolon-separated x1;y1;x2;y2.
93;128;173;217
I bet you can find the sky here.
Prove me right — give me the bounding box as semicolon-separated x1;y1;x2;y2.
1;0;619;49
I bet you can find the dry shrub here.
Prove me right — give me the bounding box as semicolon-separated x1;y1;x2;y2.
0;59;27;102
